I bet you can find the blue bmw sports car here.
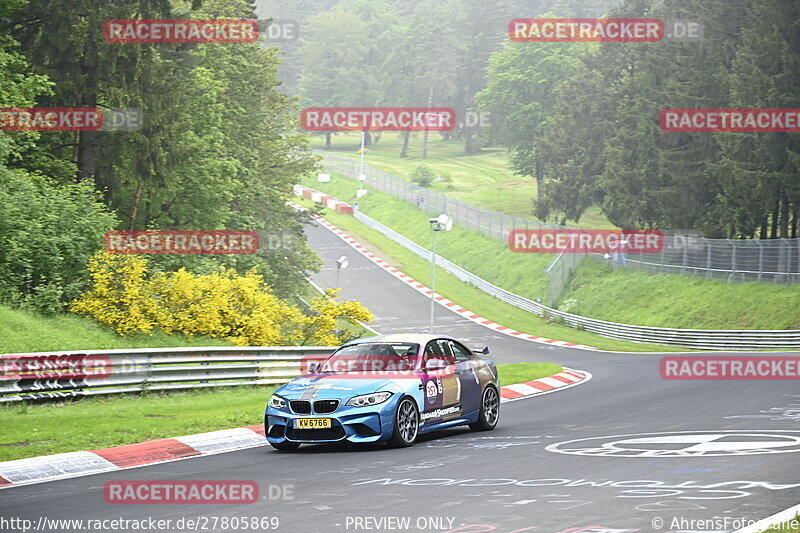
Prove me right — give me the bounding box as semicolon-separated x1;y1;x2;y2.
265;333;500;450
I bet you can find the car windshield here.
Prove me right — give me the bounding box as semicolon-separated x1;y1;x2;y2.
320;343;419;374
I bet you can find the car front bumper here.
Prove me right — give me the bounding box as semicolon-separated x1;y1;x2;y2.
266;396;400;444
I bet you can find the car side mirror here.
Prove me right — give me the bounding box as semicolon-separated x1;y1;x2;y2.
308;362;319;374
480;346;490;355
425;358;447;371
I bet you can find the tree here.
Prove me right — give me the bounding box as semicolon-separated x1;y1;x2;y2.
713;0;800;238
477;34;585;218
0;19;117;312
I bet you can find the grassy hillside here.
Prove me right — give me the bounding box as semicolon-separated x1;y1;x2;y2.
302;173;800;332
0;305;233;354
297;196;680;352
564;261;800;329
313;133;616;229
302;172;553;300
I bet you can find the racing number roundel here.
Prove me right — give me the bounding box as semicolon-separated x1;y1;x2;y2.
425;380;438;404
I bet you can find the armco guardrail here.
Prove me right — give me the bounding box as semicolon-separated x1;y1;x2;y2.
298;185;800;350
0;346;335;403
320;151;800;285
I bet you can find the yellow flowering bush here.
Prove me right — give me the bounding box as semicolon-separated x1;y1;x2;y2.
69;252;157;335
70;252;373;346
287;289;375;346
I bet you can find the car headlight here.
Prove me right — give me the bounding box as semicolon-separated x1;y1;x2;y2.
269;395;287;409
346;391;392;407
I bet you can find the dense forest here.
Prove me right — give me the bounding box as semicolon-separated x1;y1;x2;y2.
0;0;318;313
1;0;797;314
266;0;799;238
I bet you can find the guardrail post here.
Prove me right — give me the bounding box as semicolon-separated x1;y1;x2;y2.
757;241;763;282
681;239;687;275
783;238;791;285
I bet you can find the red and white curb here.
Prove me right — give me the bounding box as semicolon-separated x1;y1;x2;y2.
0;369;589;489
289;196;596;351
499;367;591;403
0;425;267;489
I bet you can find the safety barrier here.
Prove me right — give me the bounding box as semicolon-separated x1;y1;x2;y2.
0;346;335;403
297;184;800;350
319;151;800;285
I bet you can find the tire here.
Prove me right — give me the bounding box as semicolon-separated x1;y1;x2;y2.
388;397;419;448
270;440;301;451
469;385;499;431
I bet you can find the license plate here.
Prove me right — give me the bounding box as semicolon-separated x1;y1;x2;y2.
294;418;331;429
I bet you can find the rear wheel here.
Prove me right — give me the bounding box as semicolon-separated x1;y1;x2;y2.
388;397;419;448
270;440;300;451
469;385;499;431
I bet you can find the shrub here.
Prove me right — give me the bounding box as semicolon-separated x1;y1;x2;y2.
70;252;373;346
0;168;117;313
410;163;436;187
559;297;579;314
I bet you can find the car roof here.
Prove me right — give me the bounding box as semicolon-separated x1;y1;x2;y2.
341;333;457;346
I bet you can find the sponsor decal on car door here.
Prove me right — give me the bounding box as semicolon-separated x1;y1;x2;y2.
450;341;481;414
420;340;461;422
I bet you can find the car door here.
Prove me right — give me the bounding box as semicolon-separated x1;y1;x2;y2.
420;339;461;422
449;340;481;415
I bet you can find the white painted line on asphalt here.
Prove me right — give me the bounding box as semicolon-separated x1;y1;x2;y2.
732;501;800;533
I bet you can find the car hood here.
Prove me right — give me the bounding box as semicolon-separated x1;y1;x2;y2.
275;374;415;400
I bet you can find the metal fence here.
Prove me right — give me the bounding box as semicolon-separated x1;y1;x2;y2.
544;249;585;307
320;151;561;241
320;151;800;294
346;206;800;350
0;347;334;403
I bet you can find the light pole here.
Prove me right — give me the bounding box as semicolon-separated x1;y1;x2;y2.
357;131;366;197
336;255;349;288
428;214;453;333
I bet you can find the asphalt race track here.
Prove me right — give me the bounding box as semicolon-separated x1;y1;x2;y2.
1;219;798;533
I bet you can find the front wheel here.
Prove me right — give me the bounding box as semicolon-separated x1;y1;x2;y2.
270;440;300;451
469;385;499;431
388;397;419;448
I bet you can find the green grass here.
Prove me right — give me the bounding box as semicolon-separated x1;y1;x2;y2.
303;172;553;300
0;304;233;354
0;385;276;461
0;361;559;461
313;133;616;229
761;515;800;533
564;260;800;330
302;172;800;335
297;196;681;352
497;362;563;387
